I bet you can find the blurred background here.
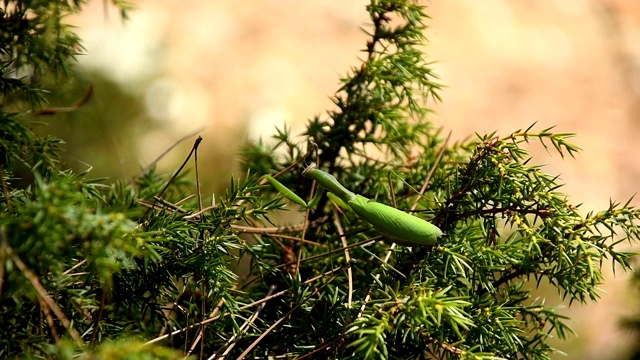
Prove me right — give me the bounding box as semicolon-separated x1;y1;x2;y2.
54;1;640;358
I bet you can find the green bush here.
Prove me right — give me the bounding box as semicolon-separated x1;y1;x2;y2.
1;1;638;359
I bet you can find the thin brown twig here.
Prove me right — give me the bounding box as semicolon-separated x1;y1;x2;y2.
194;137;203;215
157;292;193;338
138;188;330;237
1;227;84;346
238;237;379;291
34;85;93;115
263;233;325;247
292;142;320;277
175;194;197;206
235;296;309;360
356;242;396;319
230;217;328;235
450;206;553;223
135;193;330;248
235;273;338;360
211;285;277;360
413;130;451;211
40;297;61;343
185;294;229;358
140;136;203;221
332;204;353;318
63;259;87;275
135;195;328;247
154;196;188;213
145;261;354;346
90;288;107;345
296;203;313;276
128;128;205;185
295;334;345;360
183;204;216;219
192;134;207;360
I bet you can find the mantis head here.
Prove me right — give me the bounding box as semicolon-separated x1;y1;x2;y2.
302;163;317;179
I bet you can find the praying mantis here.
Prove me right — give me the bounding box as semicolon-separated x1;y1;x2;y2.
266;163;442;247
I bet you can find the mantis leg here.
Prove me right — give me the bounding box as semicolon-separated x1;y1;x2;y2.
326;192;353;212
265;175;325;209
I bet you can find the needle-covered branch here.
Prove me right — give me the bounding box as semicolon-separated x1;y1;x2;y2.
4;0;640;359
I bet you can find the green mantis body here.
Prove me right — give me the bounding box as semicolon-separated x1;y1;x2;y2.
266;163;442;247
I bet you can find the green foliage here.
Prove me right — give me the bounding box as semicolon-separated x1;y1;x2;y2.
31;339;186;360
1;0;84;106
238;2;639;360
1;0;639;359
